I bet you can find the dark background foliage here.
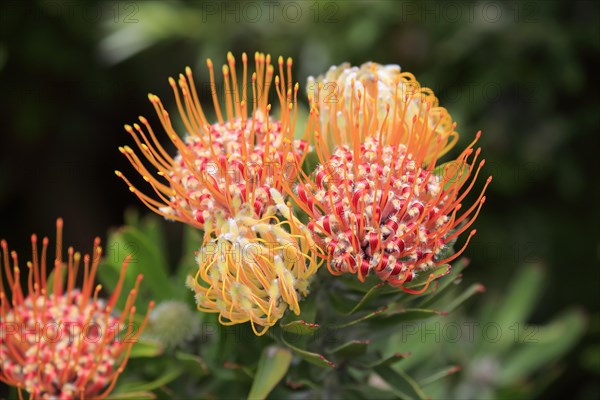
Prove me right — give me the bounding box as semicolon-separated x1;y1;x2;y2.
0;0;598;398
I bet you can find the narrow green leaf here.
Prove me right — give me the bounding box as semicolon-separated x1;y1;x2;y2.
340;274;387;293
343;385;397;399
123;208;141;228
138;216;168;260
403;264;451;289
433;160;469;190
286;364;321;390
497;309;586;385
248;346;293;400
376;308;444;325
481;263;545;355
279;320;320;335
331;340;370;358
442;283;485;314
175;351;209;376
110;227;174;301
45;266;67;296
333;306;388;329
116;364;184;393
365;353;411;369
285;377;320;391
281;337;336;368
348;283;389;314
374;365;427;400
419;365;461;386
489;263;544;330
297;290;318;324
419;259;469;308
106;391;156;400
301;150;320;176
175;225;202;295
327;289;356;314
99;230;145;311
222;361;254;380
129;339;164;358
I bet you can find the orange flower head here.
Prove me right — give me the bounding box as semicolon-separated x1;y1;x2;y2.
307;62;457;161
0;219;153;399
117;52;311;229
289;66;491;291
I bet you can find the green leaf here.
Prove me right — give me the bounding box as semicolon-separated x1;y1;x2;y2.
175;351;209;376
281;337;336;369
342;385;397;400
347;283;389;314
129;338;164;358
286;363;321;390
106;391;156;400
248;346;293;400
222;361;255;380
497;309;586;385
374;365;427;400
106;226;175;302
365;353;411;368
138;216;168;260
418;258;469;308
279;320;320;335
301;150;320;176
123;207;142;228
490;263;544;327
481;263;545;355
419;365;461;386
442;283;485;314
333;306;388;329
376;308;444;325
403;264;451;289
331;340;370;358
45;265;67;296
326;289;357;314
175;225;202;296
433;160;470;190
115;363;184;393
580;344;600;375
339;274;385;293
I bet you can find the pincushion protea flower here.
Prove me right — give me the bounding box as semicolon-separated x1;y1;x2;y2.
307;62;457;162
117;52;320;335
287;64;491;291
116;51;311;231
186;191;319;336
0;219;153;399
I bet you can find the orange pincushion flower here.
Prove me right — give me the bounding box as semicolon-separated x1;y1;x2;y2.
288;66;491;291
0;219;153;400
116;52;311;229
307;62;457;161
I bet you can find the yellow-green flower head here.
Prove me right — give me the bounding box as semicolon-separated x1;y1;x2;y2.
186;190;319;336
307;62;456;161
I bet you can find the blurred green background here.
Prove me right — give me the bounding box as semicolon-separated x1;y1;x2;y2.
0;0;598;398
